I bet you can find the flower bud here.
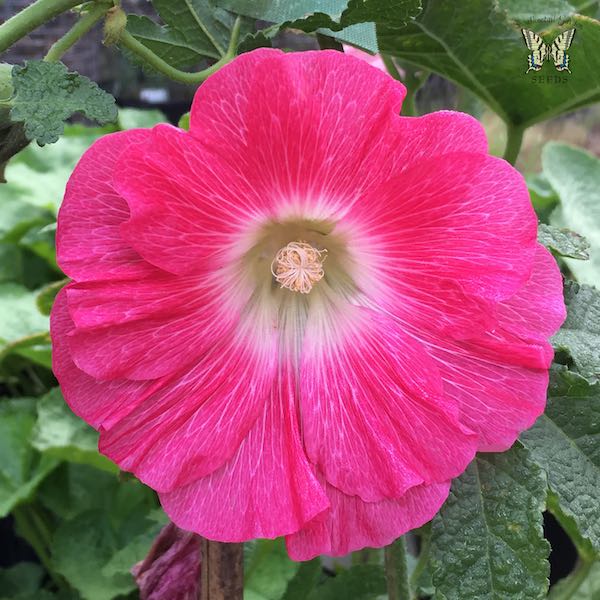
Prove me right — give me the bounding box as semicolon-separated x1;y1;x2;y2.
103;7;127;46
0;63;14;129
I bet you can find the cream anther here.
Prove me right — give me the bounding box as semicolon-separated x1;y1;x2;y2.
271;241;327;294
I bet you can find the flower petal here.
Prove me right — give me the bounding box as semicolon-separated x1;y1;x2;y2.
421;245;566;451
66;272;209;329
66;271;240;381
159;360;329;541
390;109;489;165
116;125;261;276
98;329;277;492
300;299;476;502
57;130;158;282
344;152;537;313
497;244;566;339
286;477;450;560
190;49;407;218
50;288;158;430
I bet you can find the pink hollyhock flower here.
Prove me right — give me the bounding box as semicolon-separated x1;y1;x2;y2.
51;49;566;560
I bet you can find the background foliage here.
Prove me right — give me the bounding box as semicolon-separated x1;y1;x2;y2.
0;0;600;598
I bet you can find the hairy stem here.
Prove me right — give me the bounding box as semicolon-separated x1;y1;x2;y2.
385;535;411;600
44;2;112;62
0;0;85;54
503;122;525;165
118;16;242;85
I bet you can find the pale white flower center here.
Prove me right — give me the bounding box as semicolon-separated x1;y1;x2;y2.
271;241;327;294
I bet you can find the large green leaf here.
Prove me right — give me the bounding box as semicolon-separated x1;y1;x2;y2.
543;142;600;288
0;399;58;517
216;0;403;52
127;0;242;69
218;0;421;28
117;107;167;130
549;561;600;599
0;283;50;364
378;0;600;127
39;463;157;521
499;0;574;22
0;127;104;213
244;538;300;600
306;565;386;600
0;197;53;243
281;559;322;600
538;223;590;260
0;563;45;600
553;281;600;383
429;446;549;600
10;61;117;146
52;510;157;600
521;368;600;552
32;388;117;473
43;464;161;600
0;243;23;283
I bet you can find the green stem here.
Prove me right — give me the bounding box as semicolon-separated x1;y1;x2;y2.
385;536;411;600
0;0;85;54
503;122;525;165
409;525;431;592
382;54;428;116
0;331;51;363
549;560;593;600
44;2;112;62
118;16;242;85
382;54;403;81
12;505;63;589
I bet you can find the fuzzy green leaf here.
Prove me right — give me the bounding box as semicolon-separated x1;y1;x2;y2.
0;283;49;363
498;0;575;24
429;446;549;600
45;464;161;600
281;559;322;600
244;538;300;600
538;223;590;260
0;124;109;213
127;0;242;69
549;561;600;599
32;388;117;473
306;565;386;600
0;197;53;244
10;61;117;146
218;0;420;28
553;281;600;383
117;107;167;130
0;563;45;600
215;0;421;51
378;1;600;127
0;399;58;517
521;368;600;552
543;143;600;288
